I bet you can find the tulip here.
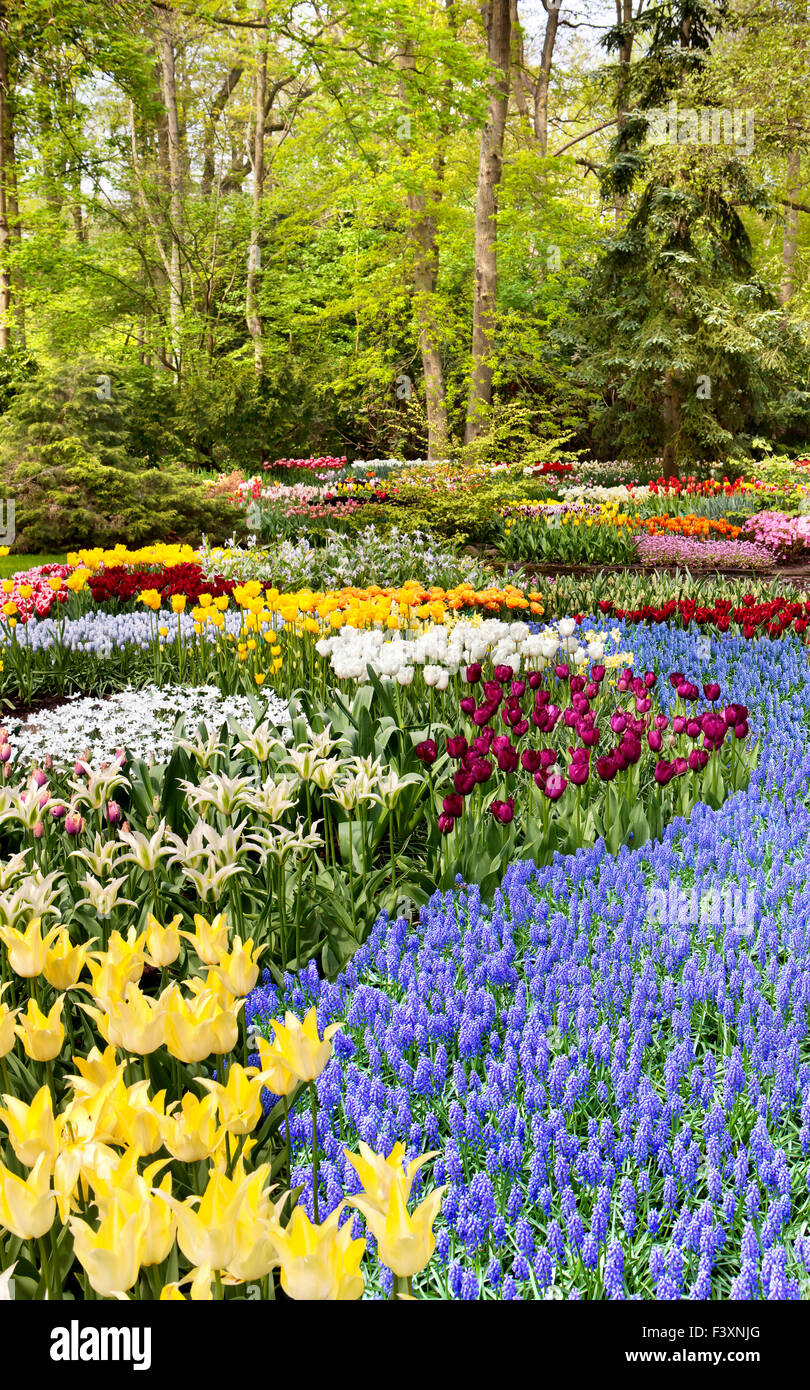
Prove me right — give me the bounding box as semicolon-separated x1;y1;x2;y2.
703;682;721;701
0;1085;58;1168
414;740;437;765
446;736;468;760
162;1090;223;1162
348;1175;447;1279
465;663;482;684
158;1169;244;1270
0;985;20;1058
163;986;242;1063
459;697;476;716
16;996;65;1062
0;916;61;978
69;1192;149;1297
43;928;92;991
0;1153;56;1240
343;1142;438;1213
199;1063;269;1135
489;797;515;825
595;754;618;781
84;984;166;1056
210;937;264;997
115;1081;168;1153
568;762;589;786
654;760;676;786
260;1008;341;1086
180;912;229;966
270;1203;365;1300
647;730;663;752
226;1171;282;1282
145;912;182;969
544;774;567;801
437;813;455;834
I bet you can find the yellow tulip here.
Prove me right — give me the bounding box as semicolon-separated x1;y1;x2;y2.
16;995;65;1061
226;1172;281;1282
198;1063;267;1136
161;1090;223;1163
69;1192;149;1297
209;937;264;997
171;595;187;614
343;1141;438;1213
137;589;162;612
0;916;61;977
0;1085;58;1167
65;1044;121;1096
270;1203;365;1300
157;1169;243;1270
0;1153;56;1239
162;985;242;1063
145;912;181;968
180;912;229;966
0;984;20;1058
82;983;166;1055
260;1007;342;1084
92;1155;176;1267
43;928;92;991
348;1175;447;1278
160;1282;186;1301
114;1081;168;1154
255;1034;297;1097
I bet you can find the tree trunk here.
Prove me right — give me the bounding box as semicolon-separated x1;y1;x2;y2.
0;13;12;350
614;0;634;225
396;35;449;459
780;148;802;307
156;7;184;377
246;7;267;375
465;0;511;444
535;0;561;154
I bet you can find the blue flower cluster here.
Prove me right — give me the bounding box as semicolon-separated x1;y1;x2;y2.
247;624;810;1300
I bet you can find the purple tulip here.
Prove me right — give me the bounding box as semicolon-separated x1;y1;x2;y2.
544;774;568;801
465;663;482;684
415;739;438;765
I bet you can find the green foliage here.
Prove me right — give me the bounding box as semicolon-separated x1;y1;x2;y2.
0;364;241;549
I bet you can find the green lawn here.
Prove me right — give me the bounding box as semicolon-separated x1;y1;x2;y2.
0;553;66;579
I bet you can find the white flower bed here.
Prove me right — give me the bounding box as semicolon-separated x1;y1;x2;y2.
6;684;293;771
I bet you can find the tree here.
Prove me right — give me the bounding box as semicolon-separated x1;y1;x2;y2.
466;0;512;443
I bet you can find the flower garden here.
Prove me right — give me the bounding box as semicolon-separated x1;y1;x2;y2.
1;453;810;1305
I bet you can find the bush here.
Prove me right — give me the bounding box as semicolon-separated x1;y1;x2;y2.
0;364;242;550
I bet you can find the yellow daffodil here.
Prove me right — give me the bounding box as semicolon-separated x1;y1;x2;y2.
16;995;65;1061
